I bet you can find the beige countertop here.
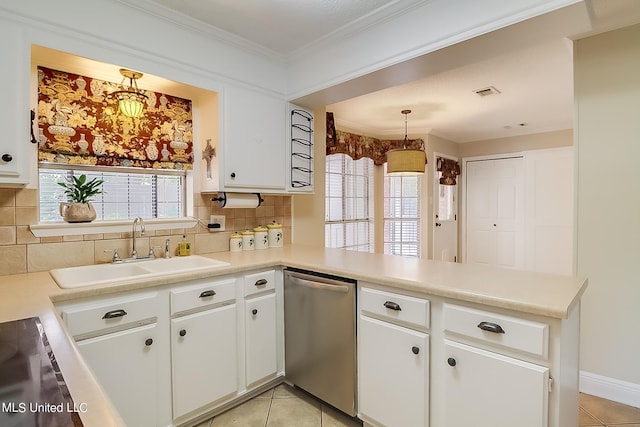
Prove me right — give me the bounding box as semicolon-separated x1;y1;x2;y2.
0;245;587;426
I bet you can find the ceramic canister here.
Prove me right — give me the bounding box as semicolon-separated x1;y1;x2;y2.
253;225;269;250
229;232;243;252
267;221;283;248
241;230;255;251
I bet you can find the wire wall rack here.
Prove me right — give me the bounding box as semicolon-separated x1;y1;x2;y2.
290;109;313;189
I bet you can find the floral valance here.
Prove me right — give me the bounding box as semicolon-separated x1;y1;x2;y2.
37;66;193;170
326;112;423;166
437;157;461;185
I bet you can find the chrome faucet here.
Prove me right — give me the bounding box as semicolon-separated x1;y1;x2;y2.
131;216;145;258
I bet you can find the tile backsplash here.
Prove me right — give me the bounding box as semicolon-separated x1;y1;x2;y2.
0;188;291;276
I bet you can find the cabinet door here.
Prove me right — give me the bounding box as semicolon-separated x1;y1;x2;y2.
171;304;237;419
444;340;549;427
223;85;286;190
0;19;30;185
77;323;158;427
245;292;277;387
359;316;429;427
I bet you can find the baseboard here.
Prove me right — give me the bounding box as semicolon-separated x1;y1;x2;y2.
580;371;640;408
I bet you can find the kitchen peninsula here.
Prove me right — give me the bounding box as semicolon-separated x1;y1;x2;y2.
0;245;587;427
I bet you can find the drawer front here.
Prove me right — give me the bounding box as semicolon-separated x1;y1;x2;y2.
360;287;430;329
171;277;236;315
244;270;276;297
61;291;160;339
443;303;549;359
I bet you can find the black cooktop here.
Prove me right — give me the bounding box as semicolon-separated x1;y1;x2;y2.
0;317;83;427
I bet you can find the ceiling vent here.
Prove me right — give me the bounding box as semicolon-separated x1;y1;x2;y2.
474;86;501;97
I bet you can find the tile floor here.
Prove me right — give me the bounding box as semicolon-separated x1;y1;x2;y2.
580;393;640;427
195;384;362;427
195;385;640;427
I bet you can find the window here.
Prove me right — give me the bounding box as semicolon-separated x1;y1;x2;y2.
39;166;185;222
383;164;420;257
325;154;374;252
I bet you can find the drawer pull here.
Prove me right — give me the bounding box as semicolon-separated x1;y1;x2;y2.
254;279;268;287
102;309;127;319
199;290;216;298
383;301;402;311
477;321;505;334
411;346;420;355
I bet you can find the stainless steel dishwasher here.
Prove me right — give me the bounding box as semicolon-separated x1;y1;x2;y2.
284;268;357;416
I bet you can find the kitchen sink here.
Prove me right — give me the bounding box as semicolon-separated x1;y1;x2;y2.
50;255;230;289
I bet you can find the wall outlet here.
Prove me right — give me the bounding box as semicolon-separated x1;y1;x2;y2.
208;215;225;232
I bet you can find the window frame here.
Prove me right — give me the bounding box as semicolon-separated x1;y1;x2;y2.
325;154;374;252
383;163;421;257
32;163;195;237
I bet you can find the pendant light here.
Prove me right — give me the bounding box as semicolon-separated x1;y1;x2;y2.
386;109;426;175
111;68;148;118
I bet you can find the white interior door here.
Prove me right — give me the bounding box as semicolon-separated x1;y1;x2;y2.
434;170;458;262
465;157;524;268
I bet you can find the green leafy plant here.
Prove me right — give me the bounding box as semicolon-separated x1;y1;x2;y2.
58;174;104;204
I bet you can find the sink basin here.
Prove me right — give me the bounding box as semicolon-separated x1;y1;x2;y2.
50;255;230;289
147;256;230;274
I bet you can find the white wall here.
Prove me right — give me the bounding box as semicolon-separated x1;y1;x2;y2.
0;0;287;96
575;24;640;402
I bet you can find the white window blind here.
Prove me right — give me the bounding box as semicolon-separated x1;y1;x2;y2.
325;154;374;252
383;164;420;257
39;166;184;222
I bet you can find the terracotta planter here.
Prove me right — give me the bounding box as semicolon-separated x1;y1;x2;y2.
60;202;97;223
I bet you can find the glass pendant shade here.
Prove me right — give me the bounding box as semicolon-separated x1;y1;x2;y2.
112;69;147;118
118;95;145;118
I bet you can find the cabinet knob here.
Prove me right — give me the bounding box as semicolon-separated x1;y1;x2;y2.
230;172;236;179
447;357;457;367
179;329;187;337
411;346;420;355
252;309;258;315
1;154;12;163
145;338;153;346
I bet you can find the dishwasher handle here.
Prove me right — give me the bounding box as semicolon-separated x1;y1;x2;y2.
287;274;350;293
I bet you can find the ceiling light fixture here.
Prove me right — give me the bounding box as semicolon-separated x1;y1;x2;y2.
386;109;426;175
111;68;148;118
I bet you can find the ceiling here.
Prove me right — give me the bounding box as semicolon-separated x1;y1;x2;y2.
90;1;640;142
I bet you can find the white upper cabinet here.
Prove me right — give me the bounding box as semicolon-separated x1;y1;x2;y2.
0;18;31;186
221;85;287;191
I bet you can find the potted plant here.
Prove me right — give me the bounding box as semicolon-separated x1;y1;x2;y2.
58;174;104;223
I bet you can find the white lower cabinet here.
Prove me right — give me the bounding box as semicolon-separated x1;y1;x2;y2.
443;340;549;427
245;292;277;386
359;316;429;427
58;290;163;427
77;323;159;427
171;304;237;418
358;284;430;427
